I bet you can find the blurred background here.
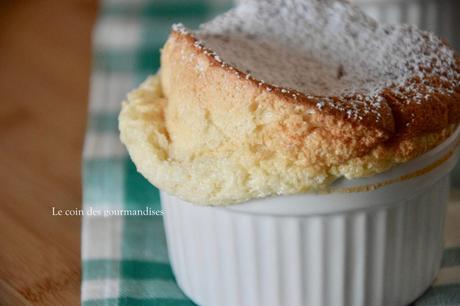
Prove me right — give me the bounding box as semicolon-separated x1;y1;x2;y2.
1;1;98;305
0;0;458;305
353;0;459;50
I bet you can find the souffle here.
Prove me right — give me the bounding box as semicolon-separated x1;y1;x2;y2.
119;0;460;205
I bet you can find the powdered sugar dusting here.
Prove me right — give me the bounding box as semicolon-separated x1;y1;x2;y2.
172;0;459;123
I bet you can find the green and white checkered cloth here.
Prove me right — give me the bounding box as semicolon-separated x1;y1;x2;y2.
82;0;460;305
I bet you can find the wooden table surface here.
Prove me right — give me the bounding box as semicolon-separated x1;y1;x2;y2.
0;1;98;305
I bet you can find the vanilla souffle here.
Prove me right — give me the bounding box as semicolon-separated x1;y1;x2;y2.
119;0;460;205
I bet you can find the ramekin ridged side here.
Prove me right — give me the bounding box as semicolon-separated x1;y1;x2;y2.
161;175;448;306
161;129;459;306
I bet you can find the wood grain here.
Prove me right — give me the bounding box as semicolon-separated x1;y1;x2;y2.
0;1;98;305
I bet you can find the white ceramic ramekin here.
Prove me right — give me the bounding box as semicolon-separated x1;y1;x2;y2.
161;128;459;306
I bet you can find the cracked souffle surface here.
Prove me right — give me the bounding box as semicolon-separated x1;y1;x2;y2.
120;0;460;205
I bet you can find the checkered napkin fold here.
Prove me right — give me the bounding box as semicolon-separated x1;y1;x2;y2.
82;0;460;305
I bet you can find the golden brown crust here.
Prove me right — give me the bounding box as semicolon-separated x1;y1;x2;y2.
163;32;385;165
170;31;396;135
161;30;459;165
118;19;460;205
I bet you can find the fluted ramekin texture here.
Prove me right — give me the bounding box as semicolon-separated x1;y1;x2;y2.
161;128;459;306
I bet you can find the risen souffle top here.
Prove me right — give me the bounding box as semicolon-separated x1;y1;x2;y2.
120;0;460;205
